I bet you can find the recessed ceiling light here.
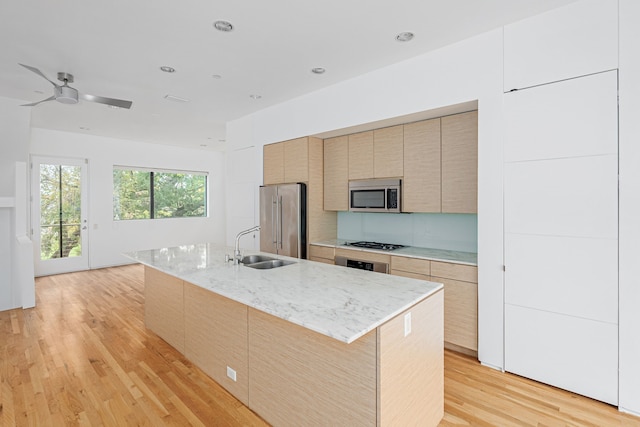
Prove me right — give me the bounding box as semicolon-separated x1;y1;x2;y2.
160;66;176;73
396;32;414;42
249;94;262;100
212;74;222;79
164;94;190;103
213;20;233;32
311;67;326;74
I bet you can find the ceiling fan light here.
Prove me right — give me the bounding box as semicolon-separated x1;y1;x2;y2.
55;85;79;104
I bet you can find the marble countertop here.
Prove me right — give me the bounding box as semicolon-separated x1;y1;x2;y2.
125;244;443;344
313;239;478;266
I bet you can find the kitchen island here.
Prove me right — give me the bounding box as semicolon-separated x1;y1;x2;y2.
126;243;444;426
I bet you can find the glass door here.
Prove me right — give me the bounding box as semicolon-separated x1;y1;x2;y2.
32;156;89;276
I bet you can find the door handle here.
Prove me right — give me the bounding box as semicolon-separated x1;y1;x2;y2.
272;196;277;245
279;196;283;249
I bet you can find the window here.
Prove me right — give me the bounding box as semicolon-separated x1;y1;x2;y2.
113;167;207;220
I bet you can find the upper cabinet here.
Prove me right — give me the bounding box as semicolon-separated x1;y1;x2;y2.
442;111;478;214
263;142;284;185
503;0;617;91
324;136;349;211
322;110;477;214
403;119;441;213
373;125;403;178
348;131;374;180
263;137;309;185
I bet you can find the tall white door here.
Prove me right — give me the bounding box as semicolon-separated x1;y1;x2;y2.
503;70;619;405
32;156;89;276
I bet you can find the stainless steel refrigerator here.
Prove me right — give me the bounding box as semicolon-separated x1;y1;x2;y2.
259;183;306;258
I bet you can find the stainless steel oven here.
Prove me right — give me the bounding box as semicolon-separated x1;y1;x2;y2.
348;178;401;213
334;255;389;274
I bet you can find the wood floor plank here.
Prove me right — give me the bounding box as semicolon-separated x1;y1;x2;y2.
0;264;638;426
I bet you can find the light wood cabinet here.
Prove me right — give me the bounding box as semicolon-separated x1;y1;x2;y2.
389;256;478;356
442;111;478;213
323;136;349;211
263;137;309;185
430;261;478;354
348;131;374;179
263;142;284;185
144;267;185;354
403;119;441;212
284;137;309;183
309;244;335;265
374;125;403;178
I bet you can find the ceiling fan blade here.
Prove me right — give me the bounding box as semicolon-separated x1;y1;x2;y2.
18;63;59;87
20;95;55;107
81;93;132;109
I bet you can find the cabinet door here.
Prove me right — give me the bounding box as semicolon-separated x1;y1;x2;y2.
348;131;374;180
441;111;477;213
284;137;308;183
263;142;284;185
403;119;441;212
323;136;349;211
373;125;403;178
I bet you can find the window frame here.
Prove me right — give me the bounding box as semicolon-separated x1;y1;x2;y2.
113;166;208;221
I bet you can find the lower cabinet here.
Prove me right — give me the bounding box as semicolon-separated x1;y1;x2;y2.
309;244;335;265
391;257;478;356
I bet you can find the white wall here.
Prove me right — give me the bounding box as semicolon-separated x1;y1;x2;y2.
30;128;226;269
226;29;506;368
618;0;640;416
0;96;31;311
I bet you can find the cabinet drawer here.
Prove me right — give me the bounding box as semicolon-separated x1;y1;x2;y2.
334;248;390;265
309;245;335;261
390;269;430;281
309;256;335;265
431;261;477;283
390;256;430;276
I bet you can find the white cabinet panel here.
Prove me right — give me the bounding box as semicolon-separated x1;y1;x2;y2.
505;304;618;405
504;233;618;324
504;71;618;162
504;0;618;91
504;155;618;239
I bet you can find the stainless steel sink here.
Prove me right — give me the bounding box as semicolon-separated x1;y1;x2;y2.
241;255;275;264
243;259;296;270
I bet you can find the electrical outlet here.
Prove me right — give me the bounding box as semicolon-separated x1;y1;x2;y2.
404;312;412;337
227;366;237;382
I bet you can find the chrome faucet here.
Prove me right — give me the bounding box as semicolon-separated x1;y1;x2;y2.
233;225;260;264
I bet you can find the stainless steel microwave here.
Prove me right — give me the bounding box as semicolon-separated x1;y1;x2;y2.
349;179;401;213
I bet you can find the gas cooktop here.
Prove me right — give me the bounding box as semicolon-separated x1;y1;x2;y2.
345;241;406;251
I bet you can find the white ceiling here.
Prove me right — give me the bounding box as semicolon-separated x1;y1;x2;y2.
0;0;577;151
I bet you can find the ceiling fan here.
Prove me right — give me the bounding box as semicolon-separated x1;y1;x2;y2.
19;63;133;109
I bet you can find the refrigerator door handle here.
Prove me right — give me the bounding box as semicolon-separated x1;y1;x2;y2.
279;195;284;249
272;195;277;245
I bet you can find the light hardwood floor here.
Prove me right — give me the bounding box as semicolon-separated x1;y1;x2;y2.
1;264;638;426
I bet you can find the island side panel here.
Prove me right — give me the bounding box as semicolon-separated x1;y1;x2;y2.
248;308;377;426
144;266;185;354
183;282;249;405
378;290;444;426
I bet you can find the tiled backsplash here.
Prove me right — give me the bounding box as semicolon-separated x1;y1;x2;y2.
337;212;477;253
